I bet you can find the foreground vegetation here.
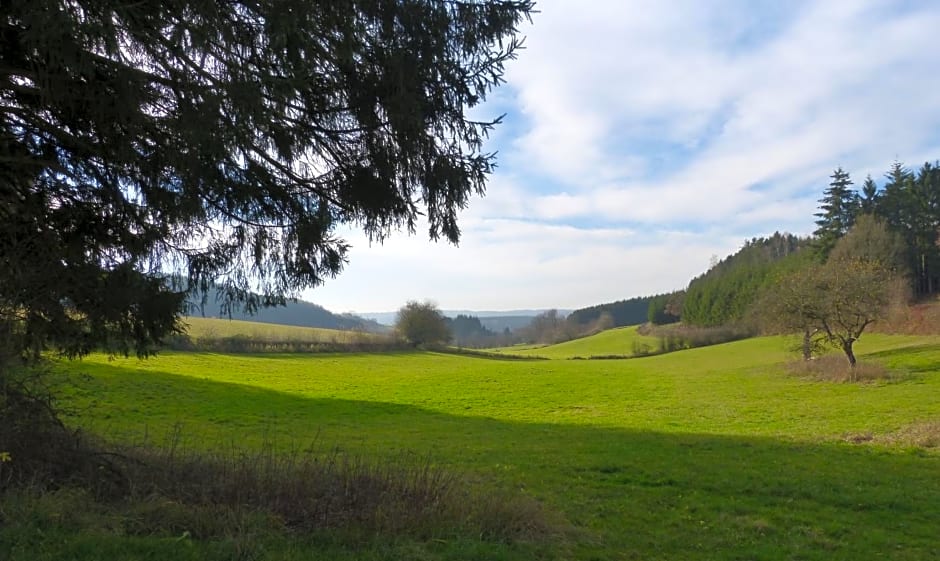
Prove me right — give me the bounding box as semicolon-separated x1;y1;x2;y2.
4;334;938;560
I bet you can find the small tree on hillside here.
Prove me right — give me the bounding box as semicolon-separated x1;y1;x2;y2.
760;217;909;366
760;259;896;371
395;301;451;347
757;266;828;361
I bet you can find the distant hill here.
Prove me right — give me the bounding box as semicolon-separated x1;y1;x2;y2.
187;288;387;333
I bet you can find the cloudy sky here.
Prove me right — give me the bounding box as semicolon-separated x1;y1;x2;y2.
306;0;940;314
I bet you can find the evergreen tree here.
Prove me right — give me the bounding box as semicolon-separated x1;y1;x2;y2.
877;161;914;231
813;167;858;258
0;0;533;361
647;293;681;325
875;160;940;296
908;162;940;294
859;175;879;214
682;233;811;327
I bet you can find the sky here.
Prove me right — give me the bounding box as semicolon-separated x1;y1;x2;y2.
305;0;940;314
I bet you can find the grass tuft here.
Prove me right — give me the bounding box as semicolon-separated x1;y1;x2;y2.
879;419;940;448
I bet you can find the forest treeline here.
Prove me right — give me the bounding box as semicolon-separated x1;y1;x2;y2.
668;160;939;329
508;158;939;349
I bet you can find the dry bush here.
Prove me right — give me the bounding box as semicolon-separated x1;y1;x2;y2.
873;298;940;335
844;420;940;449
876;420;940;448
785;355;895;383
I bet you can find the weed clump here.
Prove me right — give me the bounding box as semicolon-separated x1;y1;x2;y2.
785;355;897;382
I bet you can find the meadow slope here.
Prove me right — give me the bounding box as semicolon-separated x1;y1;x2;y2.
13;334;940;560
182;316;386;344
492;325;660;359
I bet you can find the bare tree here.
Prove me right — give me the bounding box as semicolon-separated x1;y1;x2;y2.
760;260;896;370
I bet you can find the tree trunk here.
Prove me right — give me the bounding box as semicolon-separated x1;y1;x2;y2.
802;329;813;361
842;340;857;369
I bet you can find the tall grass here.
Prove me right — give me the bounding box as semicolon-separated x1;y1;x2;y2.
2;422;560;547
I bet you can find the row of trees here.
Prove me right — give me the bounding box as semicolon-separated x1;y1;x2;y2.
813;162;940;295
566;296;653;327
393;301;517;349
640;159;935;368
677;159;938;327
678;233;812;327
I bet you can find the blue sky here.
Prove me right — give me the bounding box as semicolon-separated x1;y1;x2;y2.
305;0;940;314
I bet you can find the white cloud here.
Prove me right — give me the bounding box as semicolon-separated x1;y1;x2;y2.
308;1;940;312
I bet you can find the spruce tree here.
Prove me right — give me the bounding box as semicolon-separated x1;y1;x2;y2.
876;160;940;296
878;161;914;230
0;0;533;360
813;167;858;258
859;174;879;214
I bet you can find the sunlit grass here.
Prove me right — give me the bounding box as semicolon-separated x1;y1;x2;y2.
491;325;660;359
9;333;940;560
181;316;387;344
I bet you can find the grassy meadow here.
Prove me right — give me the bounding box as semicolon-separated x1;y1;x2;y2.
2;331;936;560
493;325;661;359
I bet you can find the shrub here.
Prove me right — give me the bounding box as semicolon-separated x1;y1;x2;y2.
636;323;754;354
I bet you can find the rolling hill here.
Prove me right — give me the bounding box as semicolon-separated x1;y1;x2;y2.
493;325;660;359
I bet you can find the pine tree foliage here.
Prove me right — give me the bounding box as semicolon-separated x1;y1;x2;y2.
851;160;940;297
859;175;879;214
813;167;858;258
567;296;655;328
905;162;940;294
647;292;681;325
0;0;533;359
681;233;812;327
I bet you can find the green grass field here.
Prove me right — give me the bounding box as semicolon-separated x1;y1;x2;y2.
7;333;940;560
182;316;386;344
492;325;660;359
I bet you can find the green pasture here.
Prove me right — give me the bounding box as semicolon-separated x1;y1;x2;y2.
182;316;386;344
9;333;940;560
493;325;660;359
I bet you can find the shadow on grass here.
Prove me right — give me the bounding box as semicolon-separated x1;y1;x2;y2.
46;360;940;561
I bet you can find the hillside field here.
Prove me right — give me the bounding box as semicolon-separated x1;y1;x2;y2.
492;325;660;359
7;334;940;560
181;316;388;344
